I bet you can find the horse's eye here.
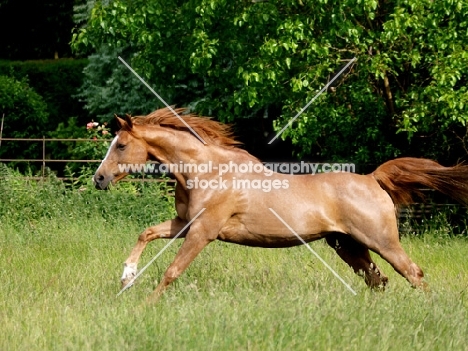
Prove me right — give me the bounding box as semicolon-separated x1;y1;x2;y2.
117;143;126;150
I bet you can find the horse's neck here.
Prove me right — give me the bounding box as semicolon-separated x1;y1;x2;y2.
145;131;256;165
143;130;206;164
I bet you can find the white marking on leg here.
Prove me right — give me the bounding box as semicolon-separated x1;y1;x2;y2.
121;262;137;281
116;208;206;297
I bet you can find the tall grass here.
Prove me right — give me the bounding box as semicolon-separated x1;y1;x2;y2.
0;164;175;229
1;165;467;350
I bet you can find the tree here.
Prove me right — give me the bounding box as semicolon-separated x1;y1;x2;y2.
72;0;468;164
76;45;162;121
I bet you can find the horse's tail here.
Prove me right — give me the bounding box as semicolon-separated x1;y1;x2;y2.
372;157;468;207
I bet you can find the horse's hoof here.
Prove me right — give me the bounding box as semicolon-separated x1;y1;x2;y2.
120;263;137;290
121;278;134;290
419;280;430;292
146;291;162;305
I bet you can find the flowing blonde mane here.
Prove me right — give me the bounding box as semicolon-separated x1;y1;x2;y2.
131;107;242;148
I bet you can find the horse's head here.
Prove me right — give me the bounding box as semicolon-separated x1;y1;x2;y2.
93;115;148;190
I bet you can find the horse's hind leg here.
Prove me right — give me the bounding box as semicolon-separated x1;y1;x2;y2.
352;216;425;288
373;242;425;288
326;233;388;289
121;217;188;288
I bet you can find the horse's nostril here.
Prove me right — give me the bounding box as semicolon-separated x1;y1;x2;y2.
97;174;105;182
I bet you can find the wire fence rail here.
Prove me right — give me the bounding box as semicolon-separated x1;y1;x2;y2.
0;136;175;184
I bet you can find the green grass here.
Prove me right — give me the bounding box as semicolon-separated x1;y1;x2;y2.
1;216;467;351
1;169;467;350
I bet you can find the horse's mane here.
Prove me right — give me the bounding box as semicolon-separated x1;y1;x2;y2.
131;107;242;148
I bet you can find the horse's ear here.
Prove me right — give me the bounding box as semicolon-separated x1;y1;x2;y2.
115;114;133;130
115;115;126;129
125;114;134;129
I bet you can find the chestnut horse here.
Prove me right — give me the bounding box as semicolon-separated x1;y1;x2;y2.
93;107;468;301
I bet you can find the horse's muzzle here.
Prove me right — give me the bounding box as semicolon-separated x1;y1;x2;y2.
93;173;110;190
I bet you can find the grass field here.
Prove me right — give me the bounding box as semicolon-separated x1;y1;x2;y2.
1;171;468;350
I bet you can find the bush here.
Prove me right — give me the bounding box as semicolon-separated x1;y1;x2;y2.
77;46;160;123
0;59;89;125
0;163;175;229
47;118;114;176
0;75;49;162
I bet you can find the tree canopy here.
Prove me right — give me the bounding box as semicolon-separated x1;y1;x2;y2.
73;0;468;164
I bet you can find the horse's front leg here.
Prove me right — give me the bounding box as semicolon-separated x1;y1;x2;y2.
121;217;188;289
147;220;217;303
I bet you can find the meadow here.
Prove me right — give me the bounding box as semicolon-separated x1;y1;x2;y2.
0;165;467;351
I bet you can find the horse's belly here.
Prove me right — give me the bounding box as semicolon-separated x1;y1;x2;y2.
218;216;326;248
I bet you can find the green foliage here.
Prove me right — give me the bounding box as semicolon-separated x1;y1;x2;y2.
77;45;161;122
0;59;91;173
0;75;49;160
64;120;114;184
72;120;113;161
47;118;114;177
73;0;97;30
73;0;468;163
0;59;89;126
46;117;89;163
0;163;175;228
399;203;468;238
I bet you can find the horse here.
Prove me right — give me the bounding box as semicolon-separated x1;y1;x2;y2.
93;107;468;301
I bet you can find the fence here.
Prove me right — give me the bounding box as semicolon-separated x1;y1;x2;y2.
0;137;175;184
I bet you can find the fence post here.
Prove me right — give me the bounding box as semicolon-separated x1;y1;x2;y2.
42;136;45;180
